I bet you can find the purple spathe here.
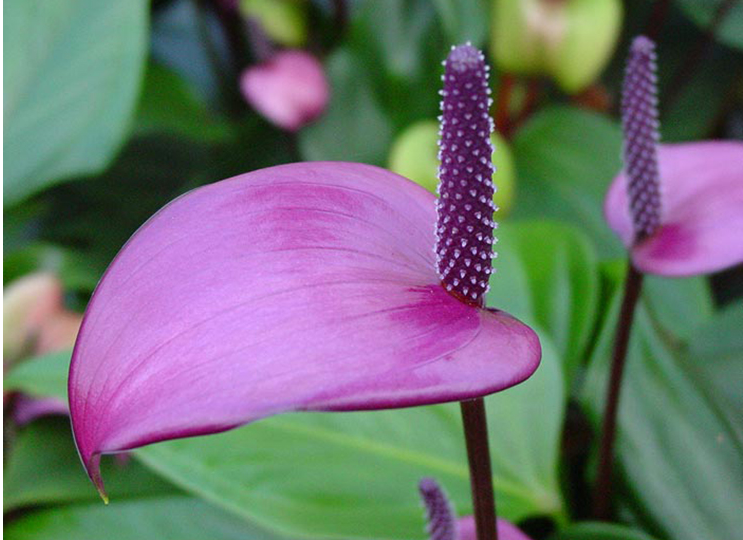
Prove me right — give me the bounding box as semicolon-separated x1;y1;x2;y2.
68;162;541;495
605;142;743;276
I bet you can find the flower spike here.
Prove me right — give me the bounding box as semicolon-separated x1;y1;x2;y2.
69;47;541;496
418;477;535;540
436;44;496;306
419;478;458;540
605;36;743;277
621;36;662;243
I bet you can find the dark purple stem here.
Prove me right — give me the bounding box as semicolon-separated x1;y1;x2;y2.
437;44;498;540
593;262;644;520
461;398;498;540
246;16;274;63
645;0;672;40
207;0;250;74
495;73;514;139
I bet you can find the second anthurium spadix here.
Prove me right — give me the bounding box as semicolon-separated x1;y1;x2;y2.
68;44;541;497
605;36;743;277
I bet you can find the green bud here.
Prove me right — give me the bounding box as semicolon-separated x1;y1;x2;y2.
240;0;307;47
491;0;622;93
388;120;516;217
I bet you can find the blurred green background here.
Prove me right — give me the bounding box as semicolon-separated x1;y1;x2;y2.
4;1;743;539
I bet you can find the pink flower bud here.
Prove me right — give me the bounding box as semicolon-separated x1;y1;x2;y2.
3;272;64;366
240;50;329;131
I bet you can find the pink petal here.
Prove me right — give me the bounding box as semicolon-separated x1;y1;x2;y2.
605;142;743;276
69;162;540;493
13;394;69;426
240;50;329;131
458;516;533;540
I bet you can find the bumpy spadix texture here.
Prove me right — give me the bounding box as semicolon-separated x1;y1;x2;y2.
435;44;496;305
621;36;662;242
69;162;541;494
605;142;743;276
419;478;458;540
418;477;533;540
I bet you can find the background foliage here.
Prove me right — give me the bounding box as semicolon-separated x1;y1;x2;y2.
4;1;743;539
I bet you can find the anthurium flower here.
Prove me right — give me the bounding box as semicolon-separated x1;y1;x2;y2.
419;478;533;540
13;395;69;426
69;44;540;496
240;49;329;131
4;272;81;423
604;36;743;277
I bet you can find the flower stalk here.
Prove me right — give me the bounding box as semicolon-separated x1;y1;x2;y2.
436;43;498;540
594;36;658;519
461;398;498;540
593;262;644;520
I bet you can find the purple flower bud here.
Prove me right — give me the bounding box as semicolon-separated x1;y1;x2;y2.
240;50;329;131
435;44;496;306
621;36;662;243
419;478;458;540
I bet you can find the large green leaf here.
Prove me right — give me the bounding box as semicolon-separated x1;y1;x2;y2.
4;496;288;540
686;301;743;441
4;0;149;206
347;0;445;130
298;48;394;165
511;106;624;260
642;273;713;342
431;0;488;48
4;418;174;511
135;335;565;539
553;522;660;540
135;63;231;142
4;350;71;400
496;222;600;387
676;0;743;50
582;272;743;540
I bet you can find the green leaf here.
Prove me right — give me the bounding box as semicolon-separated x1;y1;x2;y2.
431;0;488;47
511;106;624;259
348;0;444;127
4;0;149;206
298;48;394;165
3;243;102;292
4;496;288;540
4;350;71;400
643;273;713;342
686;301;743;441
553;522;660;540
135;63;231;142
676;0;743;50
582;274;743;540
497;222;600;387
134;336;566;539
4;417;174;511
